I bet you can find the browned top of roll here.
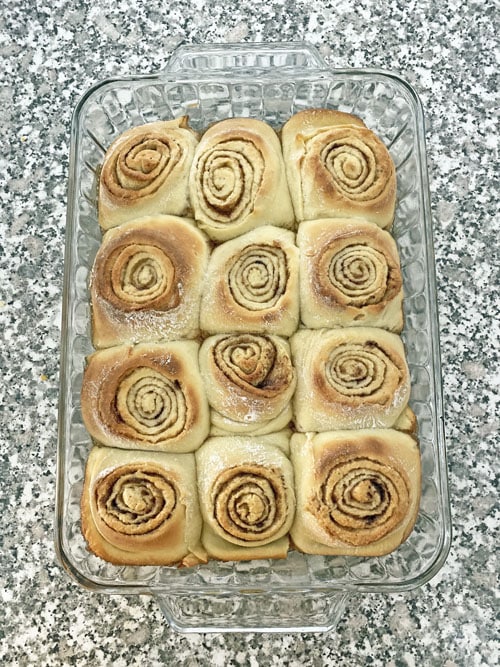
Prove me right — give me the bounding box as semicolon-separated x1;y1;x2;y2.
312;127;393;202
314;339;406;408
98;118;199;230
282;108;396;226
211;464;290;543
80;446;207;566
200;225;299;336
80;342;208;450
311;221;402;309
291;328;411;431
200;333;296;423
93;462;180;541
211;333;295;399
307;431;419;547
92;216;205;313
190;118;294;241
100;117;196;203
290;430;421;556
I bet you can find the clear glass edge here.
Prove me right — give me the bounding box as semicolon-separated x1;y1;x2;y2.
155;590;350;634
163;40;328;73
54;45;452;600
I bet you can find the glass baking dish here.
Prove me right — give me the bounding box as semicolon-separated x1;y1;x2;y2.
55;41;451;633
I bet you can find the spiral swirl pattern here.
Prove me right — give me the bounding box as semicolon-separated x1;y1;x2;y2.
104;244;175;310
324;343;390;397
116;368;187;441
213;334;284;396
320;131;389;202
228;244;288;310
213;465;288;543
324;244;389;306
195;139;264;223
103;132;183;199
320;456;409;545
95;464;177;536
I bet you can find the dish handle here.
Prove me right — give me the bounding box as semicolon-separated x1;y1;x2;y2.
163;41;329;75
154;590;349;633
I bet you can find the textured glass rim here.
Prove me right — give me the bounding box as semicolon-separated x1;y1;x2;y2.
55;41;452;597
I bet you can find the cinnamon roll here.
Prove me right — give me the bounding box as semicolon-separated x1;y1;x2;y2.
291;328;411;431
297;218;403;331
98;117;198;230
290;430;421;556
80;341;210;452
282;109;396;228
81;446;207;566
199;226;300;336
199;333;296;435
195;433;295;561
189;118;295;241
90;215;209;348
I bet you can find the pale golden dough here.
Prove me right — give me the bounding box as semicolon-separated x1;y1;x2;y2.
290;430;421;556
189;117;295;241
282;109;396;228
98;117;199;230
291;327;411;431
296;218;404;332
81;446;207;566
209;405;294;437
199;333;296;436
394;406;418;435
199;225;300;336
80;341;210;453
195;434;295;561
90;215;209;348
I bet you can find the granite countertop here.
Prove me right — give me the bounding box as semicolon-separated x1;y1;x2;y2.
1;1;497;665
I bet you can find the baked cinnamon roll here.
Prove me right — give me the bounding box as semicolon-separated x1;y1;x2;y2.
98;117;198;230
290;430;421;556
282;109;396;228
189;118;294;241
80;341;210;452
199;333;296;435
297;218;403;331
81;446;207;566
90;215;209;348
199;226;300;336
195;433;295;561
291;328;411;431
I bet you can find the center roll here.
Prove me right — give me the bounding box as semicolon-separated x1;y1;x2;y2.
199;225;300;336
199;333;296;435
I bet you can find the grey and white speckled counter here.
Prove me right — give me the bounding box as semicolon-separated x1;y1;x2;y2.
1;1;498;664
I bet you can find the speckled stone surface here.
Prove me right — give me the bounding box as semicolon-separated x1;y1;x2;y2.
1;0;498;665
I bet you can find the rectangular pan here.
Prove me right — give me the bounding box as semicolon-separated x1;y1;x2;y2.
56;41;451;632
